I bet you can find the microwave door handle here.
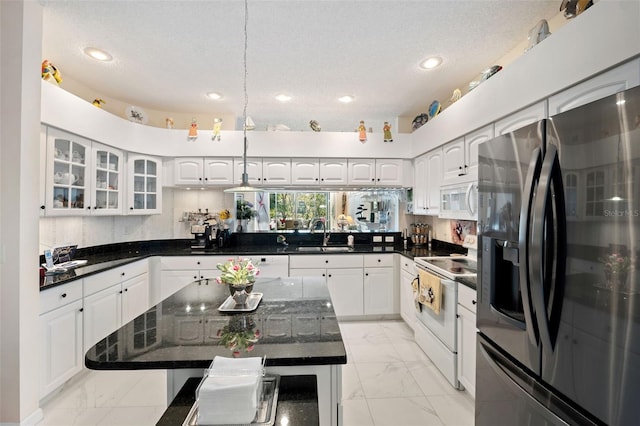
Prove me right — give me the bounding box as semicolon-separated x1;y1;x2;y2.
531;144;566;354
518;146;543;346
465;183;474;216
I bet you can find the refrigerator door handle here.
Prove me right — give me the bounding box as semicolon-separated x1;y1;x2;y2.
518;146;543;346
530;144;567;354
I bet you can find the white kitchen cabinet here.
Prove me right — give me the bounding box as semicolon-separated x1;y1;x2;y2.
319;159;348;185
234;158;263;184
494;101;547;136
289;254;364;317
425;148;443;215
348;159;404;186
442;138;466;184
45;127;125;216
413;154;428;214
291;159;321;185
247;255;289;278
348;159;376;185
39;281;84;399
326;268;364;317
457;283;477;398
363;254;395;315
400;257;417;329
173;157;234;186
442;124;492;185
83;260;149;352
463;124;494;183
291;158;348;185
156;255;229;303
262;158;291;185
127;154;162;214
549;59;640;116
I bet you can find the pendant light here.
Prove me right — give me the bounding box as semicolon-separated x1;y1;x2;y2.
225;0;256;193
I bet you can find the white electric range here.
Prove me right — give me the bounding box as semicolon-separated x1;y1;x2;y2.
412;235;477;389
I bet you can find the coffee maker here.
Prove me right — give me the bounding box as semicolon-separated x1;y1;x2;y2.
191;223;215;249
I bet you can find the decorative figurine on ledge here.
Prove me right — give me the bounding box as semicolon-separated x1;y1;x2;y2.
41;59;62;84
212;118;222;141
92;98;106;108
383;121;393;142
165;117;174;129
358;120;367;143
188;118;198;141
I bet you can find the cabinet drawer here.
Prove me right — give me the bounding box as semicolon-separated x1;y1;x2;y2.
364;254;394;268
289;254;363;269
40;280;83;314
400;256;416;274
160;256;224;270
84;260;148;296
458;283;477;314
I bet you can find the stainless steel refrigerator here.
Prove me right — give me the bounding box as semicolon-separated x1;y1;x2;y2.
476;85;640;426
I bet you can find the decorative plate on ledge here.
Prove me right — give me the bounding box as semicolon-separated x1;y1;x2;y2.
125;105;148;124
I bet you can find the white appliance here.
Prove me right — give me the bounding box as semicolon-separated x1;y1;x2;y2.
439;182;478;220
413;235;477;389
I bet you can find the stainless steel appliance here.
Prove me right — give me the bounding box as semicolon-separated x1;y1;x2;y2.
476;86;640;425
414;235;477;389
190;223;214;249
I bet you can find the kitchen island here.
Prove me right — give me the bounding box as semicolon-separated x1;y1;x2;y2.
85;275;346;426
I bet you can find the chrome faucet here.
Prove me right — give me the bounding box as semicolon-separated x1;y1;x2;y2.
311;218;331;246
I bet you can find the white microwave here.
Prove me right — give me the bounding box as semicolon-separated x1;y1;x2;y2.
439;182;478;220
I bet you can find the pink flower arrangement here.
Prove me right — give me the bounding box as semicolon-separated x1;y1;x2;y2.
215;257;260;286
600;253;631;275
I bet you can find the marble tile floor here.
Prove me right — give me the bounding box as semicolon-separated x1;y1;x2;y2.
37;320;474;426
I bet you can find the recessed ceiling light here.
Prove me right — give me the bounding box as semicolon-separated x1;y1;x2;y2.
84;47;113;62
419;56;442;70
338;95;354;103
275;94;292;102
206;92;223;100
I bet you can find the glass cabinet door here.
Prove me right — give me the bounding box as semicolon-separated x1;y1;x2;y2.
92;143;123;215
46;127;91;215
127;155;162;214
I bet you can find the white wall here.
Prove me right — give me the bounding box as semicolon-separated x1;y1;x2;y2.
39;188;237;251
0;1;44;424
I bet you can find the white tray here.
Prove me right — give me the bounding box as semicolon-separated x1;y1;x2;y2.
183;375;279;426
218;293;263;312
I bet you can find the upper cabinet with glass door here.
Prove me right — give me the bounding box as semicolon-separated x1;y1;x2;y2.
45;127;92;216
127;154;162;215
91;143;123;215
44;128;124;216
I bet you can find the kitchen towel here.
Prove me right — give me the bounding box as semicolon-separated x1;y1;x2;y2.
197;356;263;425
418;269;442;315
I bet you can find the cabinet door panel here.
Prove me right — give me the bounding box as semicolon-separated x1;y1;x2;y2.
263;159;291;185
326;268;363;316
364;267;394;315
40;300;83;398
348;159;376;185
84;284;122;353
174;158;204;185
457;305;477;397
121;273;149;325
376;159;403;185
203;158;234;185
442;139;465;184
291;159;320;185
319;159;348;184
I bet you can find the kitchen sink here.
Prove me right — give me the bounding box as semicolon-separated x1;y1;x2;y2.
296;246;353;253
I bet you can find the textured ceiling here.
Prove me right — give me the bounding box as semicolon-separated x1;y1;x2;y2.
41;0;561;132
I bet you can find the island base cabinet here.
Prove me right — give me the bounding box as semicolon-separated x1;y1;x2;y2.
84;284;122;354
40;300;84;399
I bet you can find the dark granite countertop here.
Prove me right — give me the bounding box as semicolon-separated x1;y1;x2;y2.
39;238;466;291
85;276;347;370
